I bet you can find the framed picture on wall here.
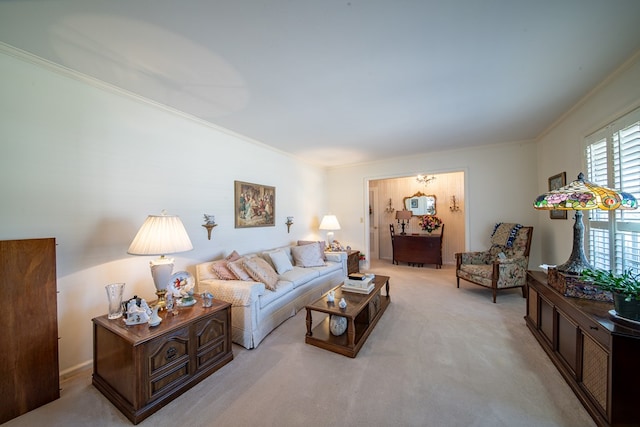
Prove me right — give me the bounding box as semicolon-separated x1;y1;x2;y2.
234;181;275;228
548;172;567;219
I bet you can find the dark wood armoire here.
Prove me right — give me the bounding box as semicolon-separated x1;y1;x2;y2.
0;238;59;423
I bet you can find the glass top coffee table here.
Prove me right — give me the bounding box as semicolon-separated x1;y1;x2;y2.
305;275;390;357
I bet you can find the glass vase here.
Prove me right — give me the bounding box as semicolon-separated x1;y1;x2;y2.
105;283;125;319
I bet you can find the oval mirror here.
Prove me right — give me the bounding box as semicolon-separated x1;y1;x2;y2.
403;192;436;216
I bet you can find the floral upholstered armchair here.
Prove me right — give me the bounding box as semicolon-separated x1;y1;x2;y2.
455;223;533;303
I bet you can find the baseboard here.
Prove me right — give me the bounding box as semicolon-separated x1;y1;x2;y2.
60;360;93;382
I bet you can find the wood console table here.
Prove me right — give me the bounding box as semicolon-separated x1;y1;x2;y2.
526;271;640;427
391;224;444;268
92;298;233;424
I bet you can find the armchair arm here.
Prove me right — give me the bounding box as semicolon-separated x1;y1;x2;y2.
493;256;529;289
198;279;266;307
456;251;491;266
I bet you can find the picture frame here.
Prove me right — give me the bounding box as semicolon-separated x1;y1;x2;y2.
234;181;275;228
548;172;567;219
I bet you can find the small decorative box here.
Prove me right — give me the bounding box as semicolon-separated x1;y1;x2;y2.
547;267;613;302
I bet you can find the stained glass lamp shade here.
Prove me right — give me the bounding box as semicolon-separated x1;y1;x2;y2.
533;172;637;274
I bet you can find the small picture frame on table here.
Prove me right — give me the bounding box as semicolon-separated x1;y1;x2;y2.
548;172;567;219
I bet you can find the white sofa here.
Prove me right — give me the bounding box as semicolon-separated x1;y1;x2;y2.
196;244;347;349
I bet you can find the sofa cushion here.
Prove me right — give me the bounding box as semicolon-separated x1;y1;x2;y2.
210;260;237;280
291;243;325;267
259;281;294;309
228;257;254;281
267;249;294;275
243;257;279;290
297;240;327;260
278;266;321;288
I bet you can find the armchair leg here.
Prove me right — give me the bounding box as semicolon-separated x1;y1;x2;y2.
456;277;460;288
521;286;527;298
492;288;497;303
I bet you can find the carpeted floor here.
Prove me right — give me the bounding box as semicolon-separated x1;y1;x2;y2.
2;260;596;427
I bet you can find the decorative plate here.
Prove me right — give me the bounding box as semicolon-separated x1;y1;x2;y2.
177;297;196;307
167;271;195;297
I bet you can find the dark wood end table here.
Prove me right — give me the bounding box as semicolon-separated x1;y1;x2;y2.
92;297;233;424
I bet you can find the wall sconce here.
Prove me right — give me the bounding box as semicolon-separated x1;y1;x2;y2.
385;198;395;213
416;174;436;186
450;195;461;212
202;214;218;240
285;216;294;233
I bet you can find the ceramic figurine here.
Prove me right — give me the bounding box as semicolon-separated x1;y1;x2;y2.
327;290;335;303
148;306;162;327
339;297;347;308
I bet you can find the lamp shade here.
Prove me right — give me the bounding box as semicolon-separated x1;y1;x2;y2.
128;212;193;256
533;173;637;274
395;210;412;221
533;172;637;211
319;215;341;231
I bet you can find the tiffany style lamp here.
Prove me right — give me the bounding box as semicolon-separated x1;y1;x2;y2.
533;172;637;275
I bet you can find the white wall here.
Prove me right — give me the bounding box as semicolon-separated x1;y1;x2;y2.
535;52;640;267
325;141;540;269
0;47;328;374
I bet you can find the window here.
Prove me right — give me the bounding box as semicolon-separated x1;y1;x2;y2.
585;106;640;273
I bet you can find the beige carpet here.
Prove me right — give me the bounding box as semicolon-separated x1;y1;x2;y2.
3;261;596;427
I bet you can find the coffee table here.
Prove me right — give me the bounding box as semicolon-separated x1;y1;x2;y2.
305;275;390;357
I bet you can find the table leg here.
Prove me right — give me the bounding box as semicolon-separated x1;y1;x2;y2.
347;318;356;347
385;279;390;298
306;308;312;336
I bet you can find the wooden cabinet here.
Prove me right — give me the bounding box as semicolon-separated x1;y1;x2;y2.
92;299;233;424
391;224;444;268
0;238;59;424
526;271;640;427
346;250;360;275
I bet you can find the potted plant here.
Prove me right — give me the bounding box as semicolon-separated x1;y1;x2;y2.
580;268;640;321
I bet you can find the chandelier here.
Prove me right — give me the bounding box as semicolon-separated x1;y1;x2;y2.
416;174;436;185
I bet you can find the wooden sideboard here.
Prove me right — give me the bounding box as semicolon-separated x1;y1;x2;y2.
92;299;233;424
526;271;640;427
391;224;443;268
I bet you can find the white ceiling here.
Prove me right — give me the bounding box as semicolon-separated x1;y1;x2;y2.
2;1;640;167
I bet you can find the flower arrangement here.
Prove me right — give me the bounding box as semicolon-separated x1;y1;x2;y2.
358;252;366;261
418;214;442;233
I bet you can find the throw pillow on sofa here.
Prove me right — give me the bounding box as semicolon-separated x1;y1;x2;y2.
210;260;237;280
267;249;294;274
291;243;325;267
228;257;254;281
297;240;327;260
243;257;279;290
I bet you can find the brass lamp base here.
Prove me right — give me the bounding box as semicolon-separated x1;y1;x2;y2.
154;289;168;311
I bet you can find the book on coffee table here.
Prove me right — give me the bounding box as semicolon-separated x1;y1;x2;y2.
342;277;375;294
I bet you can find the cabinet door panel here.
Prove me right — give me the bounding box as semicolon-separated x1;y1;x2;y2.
557;310;578;374
582;333;608;417
539;296;554;345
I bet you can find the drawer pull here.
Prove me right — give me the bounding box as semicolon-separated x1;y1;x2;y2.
589;326;598;330
165;347;177;361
